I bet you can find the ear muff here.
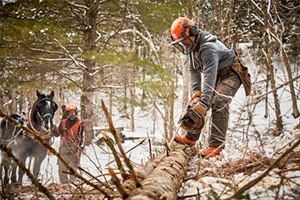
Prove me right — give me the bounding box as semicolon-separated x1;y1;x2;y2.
181;20;189;38
183;20;189;28
183;20;198;37
189;26;198;36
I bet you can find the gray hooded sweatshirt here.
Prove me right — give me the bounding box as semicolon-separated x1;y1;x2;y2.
189;30;235;105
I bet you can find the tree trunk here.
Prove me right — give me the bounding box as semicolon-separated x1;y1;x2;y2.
109;87;113;116
187;0;195;19
214;0;223;38
129;30;138;132
179;0;195;136
81;1;99;145
281;50;300;118
127;144;190;200
119;153;166;197
168;80;175;140
227;0;235;47
162;95;169;140
129;66;135;132
262;0;283;131
10;89;17;114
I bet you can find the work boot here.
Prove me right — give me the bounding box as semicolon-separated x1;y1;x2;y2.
174;135;196;146
199;146;221;158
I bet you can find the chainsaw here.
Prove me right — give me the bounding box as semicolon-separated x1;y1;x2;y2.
178;102;205;135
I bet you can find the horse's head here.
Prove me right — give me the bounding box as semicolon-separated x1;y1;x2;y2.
30;90;58;131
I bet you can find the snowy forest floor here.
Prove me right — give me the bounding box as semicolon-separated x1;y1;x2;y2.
2;126;300;200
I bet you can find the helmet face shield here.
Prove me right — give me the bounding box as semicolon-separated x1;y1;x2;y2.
170;36;187;45
171;41;187;54
169;36;195;55
169;36;186;53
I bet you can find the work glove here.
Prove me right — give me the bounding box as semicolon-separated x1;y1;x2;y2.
193;101;207;117
189;90;202;105
178;101;207;135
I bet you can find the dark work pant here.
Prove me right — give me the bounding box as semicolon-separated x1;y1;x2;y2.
58;146;80;184
187;71;242;147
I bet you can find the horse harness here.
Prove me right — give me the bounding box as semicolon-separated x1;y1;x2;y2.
26;97;58;141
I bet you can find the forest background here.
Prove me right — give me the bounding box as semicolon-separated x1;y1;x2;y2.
1;0;300;199
1;0;299;144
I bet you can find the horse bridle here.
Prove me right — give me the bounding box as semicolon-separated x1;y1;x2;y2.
28;97;58;135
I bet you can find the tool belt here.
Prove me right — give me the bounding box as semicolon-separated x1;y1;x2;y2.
218;57;251;96
218;66;233;78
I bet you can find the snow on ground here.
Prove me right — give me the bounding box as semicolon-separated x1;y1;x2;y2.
5;73;300;199
36;136;154;185
27;94;298;200
1;56;300;199
177;128;300;200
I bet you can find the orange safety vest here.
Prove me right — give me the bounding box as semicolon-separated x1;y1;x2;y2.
60;119;83;148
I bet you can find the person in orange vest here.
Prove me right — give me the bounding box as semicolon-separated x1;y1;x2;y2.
54;103;85;184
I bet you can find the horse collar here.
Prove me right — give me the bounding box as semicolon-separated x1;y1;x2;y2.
28;108;41;134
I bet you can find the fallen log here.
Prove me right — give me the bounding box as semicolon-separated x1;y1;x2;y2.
121;153;165;195
99;101;194;199
127;143;192;200
110;151;166;199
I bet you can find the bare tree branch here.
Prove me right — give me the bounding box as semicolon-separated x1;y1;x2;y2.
225;137;300;200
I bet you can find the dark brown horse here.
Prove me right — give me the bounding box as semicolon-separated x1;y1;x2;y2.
0;90;58;185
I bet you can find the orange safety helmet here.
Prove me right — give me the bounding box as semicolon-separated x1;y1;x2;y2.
170;17;195;44
65;103;77;112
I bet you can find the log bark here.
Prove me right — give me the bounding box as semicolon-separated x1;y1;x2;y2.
121;153;165;196
127;144;191;200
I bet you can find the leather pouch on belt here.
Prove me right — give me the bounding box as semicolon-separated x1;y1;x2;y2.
231;58;251;96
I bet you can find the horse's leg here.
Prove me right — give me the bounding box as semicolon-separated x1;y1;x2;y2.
16;156;27;185
1;157;10;184
11;160;18;184
4;158;12;184
33;147;47;183
32;156;44;182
